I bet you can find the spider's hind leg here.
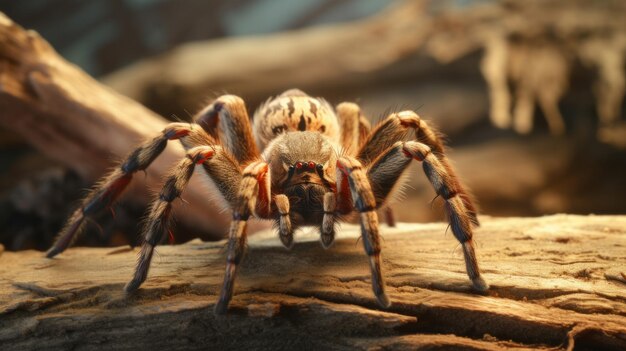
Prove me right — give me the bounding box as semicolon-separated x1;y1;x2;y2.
336;101;397;227
46;123;192;258
403;141;488;291
194;95;259;164
399;111;479;225
359;111;479;224
365;139;488;292
360;110;486;291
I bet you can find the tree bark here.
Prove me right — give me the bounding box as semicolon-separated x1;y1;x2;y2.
1;215;624;350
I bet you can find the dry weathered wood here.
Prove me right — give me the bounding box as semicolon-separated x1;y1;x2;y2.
0;12;245;237
1;215;624;350
0;12;167;180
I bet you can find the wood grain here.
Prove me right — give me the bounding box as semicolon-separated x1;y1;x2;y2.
1;215;624;350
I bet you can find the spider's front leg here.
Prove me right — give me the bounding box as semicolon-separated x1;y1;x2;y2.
215;160;272;314
321;192;336;248
274;194;294;248
336;156;390;308
124;145;218;292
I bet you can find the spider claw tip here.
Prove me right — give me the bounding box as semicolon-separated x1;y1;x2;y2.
320;235;334;249
377;292;391;308
214;301;229;315
45;247;62;258
472;276;490;292
124;280;141;293
279;236;294;250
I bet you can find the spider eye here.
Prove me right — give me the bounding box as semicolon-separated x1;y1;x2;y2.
272;126;285;135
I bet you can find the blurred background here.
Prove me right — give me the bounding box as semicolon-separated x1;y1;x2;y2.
0;0;625;251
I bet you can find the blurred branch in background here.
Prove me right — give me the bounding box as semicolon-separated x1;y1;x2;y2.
103;0;626;143
0;12;242;249
0;0;389;77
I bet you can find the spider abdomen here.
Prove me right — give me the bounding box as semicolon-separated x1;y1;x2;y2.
252;89;340;150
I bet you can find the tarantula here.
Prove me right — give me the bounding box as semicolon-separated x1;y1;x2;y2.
46;89;488;314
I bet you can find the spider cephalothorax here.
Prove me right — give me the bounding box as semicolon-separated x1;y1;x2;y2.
47;89;488;314
265;131;337;226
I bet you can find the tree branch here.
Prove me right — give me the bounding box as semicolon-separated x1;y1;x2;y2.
0;12;248;238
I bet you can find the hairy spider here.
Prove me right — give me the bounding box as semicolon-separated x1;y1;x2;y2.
46;89;488;314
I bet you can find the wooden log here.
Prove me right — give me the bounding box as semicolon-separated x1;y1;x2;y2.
0;12;261;238
1;215;624;350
